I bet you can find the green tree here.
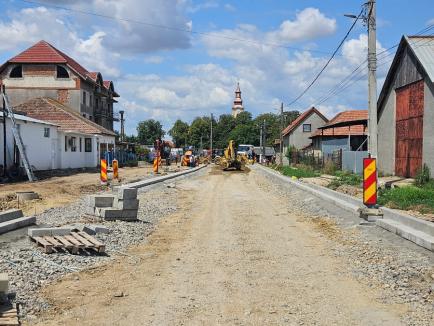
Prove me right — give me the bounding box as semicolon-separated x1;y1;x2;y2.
189;116;211;149
124;134;138;143
234;111;252;126
136;119;165;145
228;123;258;146
168;119;189;147
214;114;236;148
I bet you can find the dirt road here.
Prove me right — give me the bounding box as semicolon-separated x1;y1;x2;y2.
33;167;407;325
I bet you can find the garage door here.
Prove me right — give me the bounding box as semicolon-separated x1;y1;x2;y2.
395;80;424;178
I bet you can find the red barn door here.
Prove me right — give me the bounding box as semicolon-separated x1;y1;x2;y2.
395;80;424;178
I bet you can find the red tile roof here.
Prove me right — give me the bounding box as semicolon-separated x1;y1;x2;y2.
311;110;367;137
14;97;115;136
87;72;99;81
8;40;90;77
282;107;328;136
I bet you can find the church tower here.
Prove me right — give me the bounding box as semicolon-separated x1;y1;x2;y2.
231;83;244;117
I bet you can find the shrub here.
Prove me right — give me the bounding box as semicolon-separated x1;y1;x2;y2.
378;185;434;214
280;166;319;178
285;145;297;163
415;164;430;186
322;160;336;175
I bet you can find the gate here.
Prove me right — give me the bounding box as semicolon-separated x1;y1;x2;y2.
395;80;424;177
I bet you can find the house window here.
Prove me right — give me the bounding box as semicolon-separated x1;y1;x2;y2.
303;124;312;132
43;127;50;138
79;138;82;152
71;137;77;152
56;65;69;78
83;91;87;105
65;136;68;152
10;65;22;78
85;138;92;152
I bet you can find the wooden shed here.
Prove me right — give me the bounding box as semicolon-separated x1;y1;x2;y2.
377;35;434;178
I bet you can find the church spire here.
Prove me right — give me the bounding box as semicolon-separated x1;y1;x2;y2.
232;82;244;117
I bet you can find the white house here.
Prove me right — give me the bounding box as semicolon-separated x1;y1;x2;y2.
0;111;59;172
12;97;116;171
282;107;328;152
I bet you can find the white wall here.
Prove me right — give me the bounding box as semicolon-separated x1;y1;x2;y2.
0;118;58;171
60;133;115;169
0;119;115;171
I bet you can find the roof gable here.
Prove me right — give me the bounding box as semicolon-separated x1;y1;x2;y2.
282;107;328;136
5;40;89;77
378;35;434;112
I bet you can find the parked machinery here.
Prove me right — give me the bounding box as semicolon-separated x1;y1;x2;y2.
219;140;246;171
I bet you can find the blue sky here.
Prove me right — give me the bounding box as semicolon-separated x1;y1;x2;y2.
0;0;433;136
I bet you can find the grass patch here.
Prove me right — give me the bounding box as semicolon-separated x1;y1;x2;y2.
277;165;320;178
378;182;434;214
327;171;362;190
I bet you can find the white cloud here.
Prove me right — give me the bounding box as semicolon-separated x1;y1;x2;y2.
187;1;219;13
144;56;164;64
267;8;336;43
224;4;236;12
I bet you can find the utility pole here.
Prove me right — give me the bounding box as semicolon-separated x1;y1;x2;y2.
262;119;266;163
279;102;283;166
259;123;263;163
367;0;377;158
119;110;125;142
210;113;213;157
2;85;6;177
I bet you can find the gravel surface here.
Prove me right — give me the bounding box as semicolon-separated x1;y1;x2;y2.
0;183;179;319
255;166;434;325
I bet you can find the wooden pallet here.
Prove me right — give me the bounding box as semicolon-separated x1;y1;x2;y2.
0;304;19;326
30;231;105;254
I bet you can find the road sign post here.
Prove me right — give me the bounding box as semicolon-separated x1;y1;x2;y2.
363;158;377;206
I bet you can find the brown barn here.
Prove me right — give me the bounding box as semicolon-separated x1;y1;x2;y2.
377;35;434;177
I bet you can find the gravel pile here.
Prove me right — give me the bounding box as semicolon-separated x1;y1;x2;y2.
255;167;434;326
0;185;178;319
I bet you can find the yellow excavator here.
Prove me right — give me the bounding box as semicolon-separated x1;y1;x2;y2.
218;140;246;171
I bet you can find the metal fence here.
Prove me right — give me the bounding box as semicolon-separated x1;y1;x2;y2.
286;148;367;174
342;150;368;174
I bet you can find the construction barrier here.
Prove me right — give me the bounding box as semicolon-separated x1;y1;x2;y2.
363;158;377;206
112;159;119;179
153;155;161;173
100;159;108;184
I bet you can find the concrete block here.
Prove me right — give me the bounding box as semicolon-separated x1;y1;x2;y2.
121;210;138;219
114;198;139;210
27;227;71;237
0;274;8;294
100;208;138;221
0;216;36;235
83;224;110;235
87;195;115;208
118;187;137;200
0;209;24;223
99;208;123;219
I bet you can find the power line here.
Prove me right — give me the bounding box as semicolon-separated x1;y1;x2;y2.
306;23;434;108
287;7;364;107
19;0;341;56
